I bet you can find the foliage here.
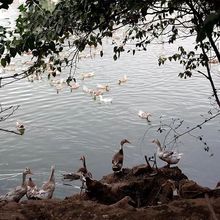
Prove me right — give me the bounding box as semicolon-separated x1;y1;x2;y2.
0;0;220;104
0;0;13;9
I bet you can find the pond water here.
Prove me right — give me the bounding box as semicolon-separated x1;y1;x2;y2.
0;1;220;198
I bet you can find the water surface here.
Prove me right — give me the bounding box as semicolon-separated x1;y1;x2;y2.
0;2;220;198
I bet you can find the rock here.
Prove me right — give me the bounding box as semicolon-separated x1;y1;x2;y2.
179;179;211;199
109;196;136;210
132;164;152;176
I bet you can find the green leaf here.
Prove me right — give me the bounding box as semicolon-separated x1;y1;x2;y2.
0;45;5;55
1;58;6;67
10;47;17;57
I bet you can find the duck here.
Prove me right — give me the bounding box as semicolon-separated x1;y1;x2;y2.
63;156;92;181
112;139;131;172
51;78;66;85
63;156;92;193
98;95;113;103
81;72;95;80
82;85;93;94
0;167;32;202
216;181;220;188
118;74;127;85
16;121;25;135
77;156;92;192
96;84;110;91
138;110;152;122
152;139;183;166
92;89;104;97
78;156;93;178
69;82;80;91
26;177;39;200
33;166;55;200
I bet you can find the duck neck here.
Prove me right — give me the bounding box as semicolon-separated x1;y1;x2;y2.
21;172;27;187
49;168;55;182
157;146;162;155
119;145;124;154
82;157;87;169
155;140;163;152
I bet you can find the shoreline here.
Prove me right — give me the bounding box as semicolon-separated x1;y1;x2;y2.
0;165;220;220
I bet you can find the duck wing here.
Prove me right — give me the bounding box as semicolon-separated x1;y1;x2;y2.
1;186;26;202
33;181;55;199
162;150;174;158
26;186;40;200
42;180;55;192
112;153;123;171
112;152;123;165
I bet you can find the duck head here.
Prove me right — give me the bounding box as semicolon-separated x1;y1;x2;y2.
23;167;33;175
120;139;131;146
152;139;162;150
80;156;85;161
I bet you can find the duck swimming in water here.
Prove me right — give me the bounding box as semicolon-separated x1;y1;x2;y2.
81;72;95;80
138;110;152;122
16;121;25;135
112;139;131;172
98;95;113;103
96;84;110;91
152;139;183;167
118;74;127;85
0;167;32;202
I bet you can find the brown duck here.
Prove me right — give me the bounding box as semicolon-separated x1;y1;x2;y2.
112;139;130;172
63;156;92;180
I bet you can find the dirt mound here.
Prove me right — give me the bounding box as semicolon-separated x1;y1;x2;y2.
0;165;220;220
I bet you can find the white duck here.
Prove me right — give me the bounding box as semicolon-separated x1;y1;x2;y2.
81;72;95;80
98;95;113;103
82;85;93;94
152;139;183;166
69;82;80;90
0;168;32;202
33;166;55;200
118;74;127;85
138;110;152;122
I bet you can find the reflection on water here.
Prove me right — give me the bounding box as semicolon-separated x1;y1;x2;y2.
0;2;220;199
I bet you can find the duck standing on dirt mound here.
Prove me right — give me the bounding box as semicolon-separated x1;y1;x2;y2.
112;139;131;172
152;139;183;167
